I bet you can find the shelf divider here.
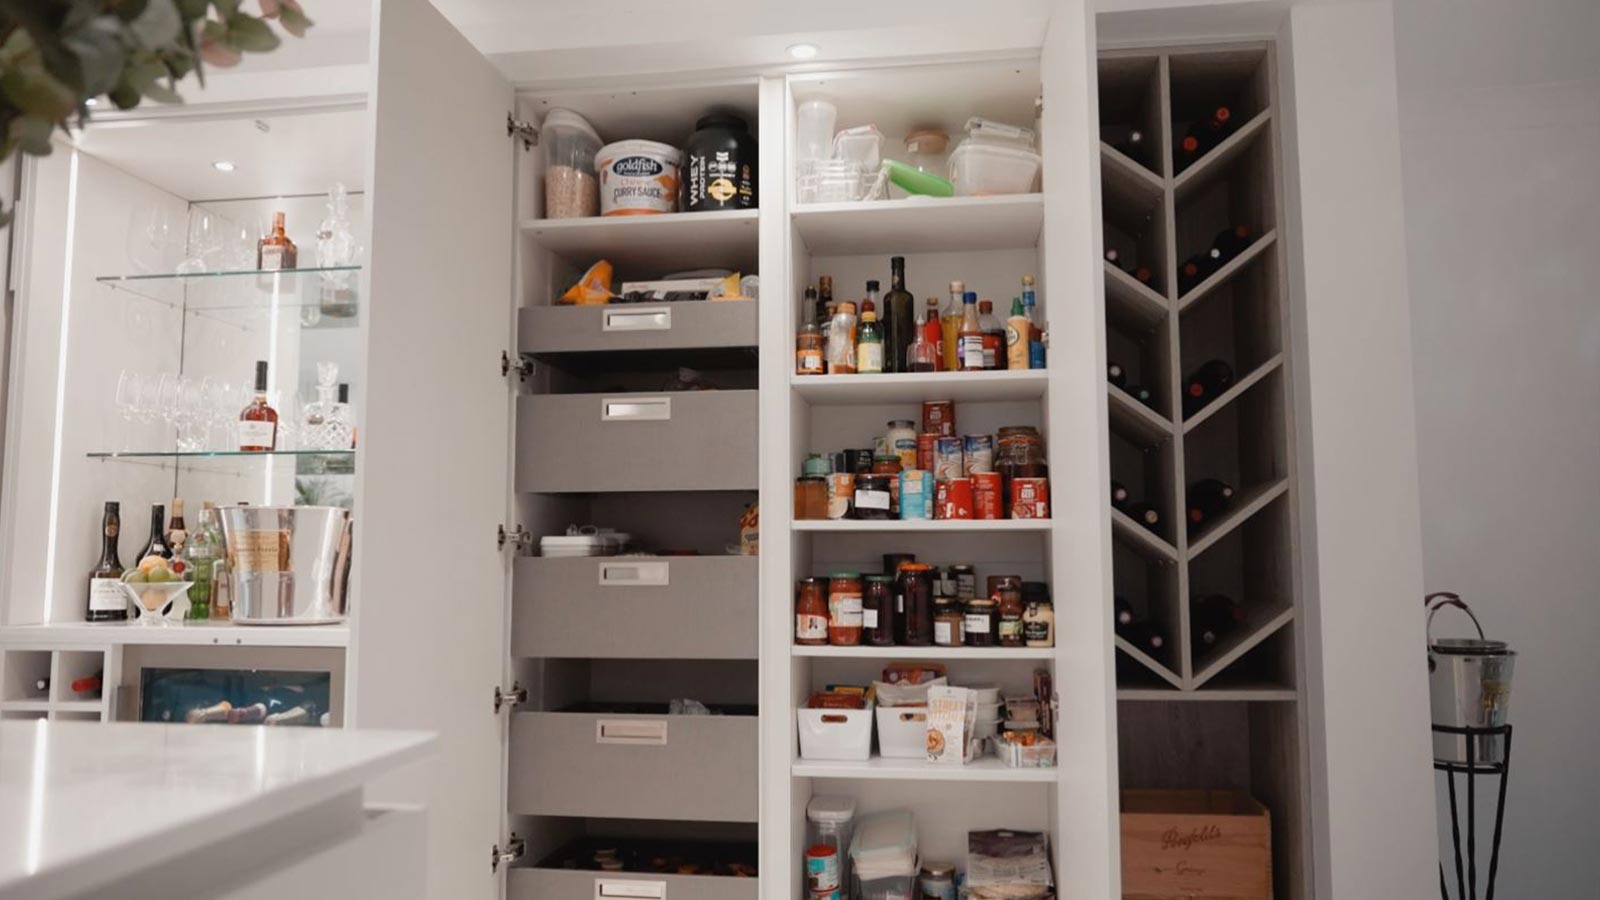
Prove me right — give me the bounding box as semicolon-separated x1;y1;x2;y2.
1111;507;1178;562
1182;352;1284;434
1108;384;1173;447
1185;477;1290;559
1175;230;1278;313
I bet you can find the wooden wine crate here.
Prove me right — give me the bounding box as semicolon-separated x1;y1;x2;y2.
1120;789;1272;900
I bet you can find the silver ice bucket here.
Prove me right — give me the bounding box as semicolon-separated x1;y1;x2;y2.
1427;592;1515;766
218;505;352;625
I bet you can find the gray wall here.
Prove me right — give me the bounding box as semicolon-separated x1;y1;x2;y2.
1395;0;1600;896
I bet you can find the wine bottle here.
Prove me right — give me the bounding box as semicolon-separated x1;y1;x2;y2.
883;258;915;374
166;498;188;559
33;677;50;693
1132;266;1156;289
1183;360;1236;416
135;503;171;562
1177;254;1213;294
1113;595;1136;627
1110;479;1131;510
1119;621;1166;652
1178;106;1233;160
1104;247;1122;266
1126;501;1162;531
1210;224;1252;263
1187;478;1237;528
86;501;127;622
1126;383;1157;409
1192;594;1245;646
70;672;103;696
1107;361;1127;388
1100;123;1145;155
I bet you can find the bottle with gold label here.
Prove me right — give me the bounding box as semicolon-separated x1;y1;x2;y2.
86;501;126;622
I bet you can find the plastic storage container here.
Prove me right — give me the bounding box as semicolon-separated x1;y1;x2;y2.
796;99;838;164
851;809;919;900
946;117;1041;196
797;699;875;760
875;706;929;759
683;113;757;212
541;108;602;219
807;795;857;895
596;139;681;215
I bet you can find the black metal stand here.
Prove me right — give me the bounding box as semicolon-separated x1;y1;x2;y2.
1435;723;1512;900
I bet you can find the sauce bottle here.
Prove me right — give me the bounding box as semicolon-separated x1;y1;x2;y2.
856;301;884;374
958;291;985;371
978;300;1004;370
1006;297;1031;370
921;297;944;370
940;281;965;371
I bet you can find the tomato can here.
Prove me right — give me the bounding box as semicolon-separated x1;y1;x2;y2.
921;400;956;437
973;472;1003;519
1010;477;1050;519
899;469;934;519
934;437;964;481
917;432;937;472
826;473;855;520
936;477;975;520
963;434;995;474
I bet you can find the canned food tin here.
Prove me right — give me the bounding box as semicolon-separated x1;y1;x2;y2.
921;400;956;437
936;477;975;520
963;434;995;474
811;891;842;900
826;473;855;520
973;471;1003;519
806;844;841;892
899;469;933;519
934;437;964;481
917;432;937;472
1011;477;1050;519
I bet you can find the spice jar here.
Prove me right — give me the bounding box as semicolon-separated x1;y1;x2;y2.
827;573;863;645
853;473;893;520
898;563;935;645
964;596;998;646
994;576;1025;647
933;597;965;647
1024;599;1055;647
795;578;828;645
796;322;825;375
863;575;897;646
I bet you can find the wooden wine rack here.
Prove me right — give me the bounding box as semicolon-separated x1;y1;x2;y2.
1098;42;1313;900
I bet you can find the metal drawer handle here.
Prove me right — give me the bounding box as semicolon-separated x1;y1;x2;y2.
602;396;671;421
596;719;668;745
603;306;671;332
597;879;666;900
599;561;669;586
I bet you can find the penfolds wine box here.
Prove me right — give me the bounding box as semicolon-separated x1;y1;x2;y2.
1120;790;1272;900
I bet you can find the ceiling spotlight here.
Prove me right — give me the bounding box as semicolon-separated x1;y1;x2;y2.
787;43;819;60
211;160;237;172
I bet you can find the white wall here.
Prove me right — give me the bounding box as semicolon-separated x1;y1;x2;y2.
1394;0;1600;896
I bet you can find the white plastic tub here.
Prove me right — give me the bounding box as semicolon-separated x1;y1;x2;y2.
797;702;875;761
596;139;681;215
947;141;1041;196
875;707;928;759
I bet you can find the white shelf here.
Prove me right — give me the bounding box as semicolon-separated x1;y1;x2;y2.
519;209;759;273
792;645;1056;660
791;369;1049;405
791;194;1044;256
794;519;1051;534
0;700;51;712
0;621;350;648
793;755;1058;782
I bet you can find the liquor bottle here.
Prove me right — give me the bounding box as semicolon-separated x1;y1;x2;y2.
238;360;279;451
165;498;188;561
1192;594;1245;646
1210;224;1252;263
257;211;299;270
1110;479;1131;510
941;280;965;371
921;297;944;370
86;501;127;621
1112;595;1135;627
856;300;884;374
1107;361;1127;388
958;291;985;371
1187;478;1236;528
817;276;834;330
1022;276;1045;369
978;300;1004;370
1126;501;1161;531
1183;360;1235;416
906;312;938;372
135;502;171;563
883;257;915;374
1126;383;1157;408
1005;297;1031;371
183;502;219;621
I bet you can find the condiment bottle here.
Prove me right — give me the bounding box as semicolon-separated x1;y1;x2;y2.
996;577;1025;646
907;312;938;372
795;578;829;645
958;291;984;371
827;301;857;374
796;321;824;375
863;575;897;646
856;299;884;374
940;281;965;371
920;298;944;370
1022;275;1045;369
978;300;1004;370
1024;599;1055;648
1006;297;1031;370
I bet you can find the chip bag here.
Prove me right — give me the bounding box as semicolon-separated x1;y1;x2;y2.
559;259;614;305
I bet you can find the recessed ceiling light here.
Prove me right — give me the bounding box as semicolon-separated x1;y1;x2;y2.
211;160;236;172
787;43;819;60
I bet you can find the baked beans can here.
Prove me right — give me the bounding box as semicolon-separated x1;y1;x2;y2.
1010;477;1051;519
973;471;1004;519
936;477;975;520
934;437;964;481
826;473;855;520
899;469;933;519
917;432;937;473
921;399;956;437
805;845;840;892
963;434;995;474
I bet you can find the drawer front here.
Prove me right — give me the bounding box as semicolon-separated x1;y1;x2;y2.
516;391;758;493
510;867;758;900
509;712;757;822
513;556;757;659
519;301;758;355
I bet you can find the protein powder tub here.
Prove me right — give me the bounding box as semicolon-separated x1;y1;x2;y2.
682;112;757;212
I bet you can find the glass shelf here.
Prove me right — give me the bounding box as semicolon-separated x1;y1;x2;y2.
86;449;355;476
95;266;362;313
86;449;353;459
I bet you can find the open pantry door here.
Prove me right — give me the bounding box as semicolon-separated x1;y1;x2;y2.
352;1;516;899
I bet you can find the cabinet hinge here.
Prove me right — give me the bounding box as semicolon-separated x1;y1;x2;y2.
501;350;534;381
491;833;526;872
498;523;533;553
506;113;538;150
494;682;528;714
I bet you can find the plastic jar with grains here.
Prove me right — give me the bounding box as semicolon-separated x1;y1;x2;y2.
541;108;601;219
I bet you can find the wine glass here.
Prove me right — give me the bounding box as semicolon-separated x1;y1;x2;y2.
114;371;143;451
174;377;207;451
125;205;180;274
176;209;223;274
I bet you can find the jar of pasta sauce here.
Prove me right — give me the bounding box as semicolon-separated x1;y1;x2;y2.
827;573;863;645
795;578;829;646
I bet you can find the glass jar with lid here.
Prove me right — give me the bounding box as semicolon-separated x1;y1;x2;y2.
933;597;965;647
826;573;863;645
863;575;897;647
795;578;828;646
964;596;998;646
898;563;936;645
853;473;894;520
996;425;1048;513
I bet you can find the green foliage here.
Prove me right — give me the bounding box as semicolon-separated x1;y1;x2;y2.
0;0;313;162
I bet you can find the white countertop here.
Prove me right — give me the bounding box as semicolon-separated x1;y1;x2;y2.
0;721;434;900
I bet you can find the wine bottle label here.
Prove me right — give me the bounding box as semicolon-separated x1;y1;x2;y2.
857;343;883;372
237;420;276;448
88;578;126;612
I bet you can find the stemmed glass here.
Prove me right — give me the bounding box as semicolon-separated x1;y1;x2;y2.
174;377;208;452
176;209;223;274
114;371;143;451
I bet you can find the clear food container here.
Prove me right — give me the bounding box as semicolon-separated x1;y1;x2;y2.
542;108;602;218
947;116;1042;196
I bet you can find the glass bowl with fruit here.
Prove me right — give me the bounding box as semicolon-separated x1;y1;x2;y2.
120;555;194;624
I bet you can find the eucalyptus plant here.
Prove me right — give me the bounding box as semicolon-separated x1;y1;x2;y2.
0;0;314;162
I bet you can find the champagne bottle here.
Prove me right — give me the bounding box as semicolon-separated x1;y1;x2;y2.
1126;501;1162;531
1107;361;1127;388
86;501;127;622
1110;479;1131;509
135;503;171;562
1183;360;1236;416
1192;594;1245;646
1187;478;1237;528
